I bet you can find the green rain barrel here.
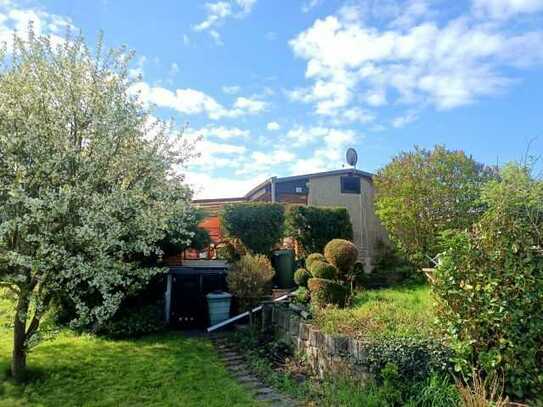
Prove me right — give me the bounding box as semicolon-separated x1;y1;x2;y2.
272;250;296;289
207;291;232;326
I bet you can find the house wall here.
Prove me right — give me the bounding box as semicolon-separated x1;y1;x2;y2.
307;174;387;268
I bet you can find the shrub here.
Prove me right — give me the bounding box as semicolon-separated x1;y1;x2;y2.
96;302;165;339
293;268;311;287
305;253;326;270
221;203;284;255
227;254;275;312
307;278;348;308
374;145;496;267
285;206;353;254
292;287;310;304
433;163;543;401
324;239;359;276
309;260;338;280
216;238;247;263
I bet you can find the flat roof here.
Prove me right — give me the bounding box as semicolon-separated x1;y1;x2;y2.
193;168;374;204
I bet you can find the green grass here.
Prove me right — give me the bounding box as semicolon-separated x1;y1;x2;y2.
0;293;259;407
315;284;436;340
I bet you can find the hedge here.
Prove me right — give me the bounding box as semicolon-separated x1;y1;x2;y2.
285;206;353;254
220;202;284;255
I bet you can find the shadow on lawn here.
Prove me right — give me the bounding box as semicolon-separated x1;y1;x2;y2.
0;332;258;407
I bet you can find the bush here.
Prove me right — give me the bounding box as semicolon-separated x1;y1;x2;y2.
309;260;338;280
324;239;358;276
307;278;348;308
374;145;496;267
292;286;310;304
227;254;275;312
96;302;165;339
285;206;353;255
221;202;284;255
294;268;311;287
216;238;247;263
433;163;543;401
305;253;326;270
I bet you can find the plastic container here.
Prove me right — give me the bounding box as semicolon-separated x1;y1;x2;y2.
206;291;232;326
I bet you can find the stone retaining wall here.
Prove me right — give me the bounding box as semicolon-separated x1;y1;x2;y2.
269;303;372;381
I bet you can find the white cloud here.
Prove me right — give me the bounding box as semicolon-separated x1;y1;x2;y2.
185;171;267;199
130;82;267;119
199;125;250;140
391;111;418;128
473;0;543;19
193;0;257;43
0;1;74;48
222;85;241;94
288;5;543;118
267;121;281;131
302;0;324;13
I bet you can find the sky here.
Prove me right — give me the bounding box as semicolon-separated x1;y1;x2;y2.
0;0;542;199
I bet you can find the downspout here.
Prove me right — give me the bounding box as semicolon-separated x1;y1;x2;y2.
270;177;277;203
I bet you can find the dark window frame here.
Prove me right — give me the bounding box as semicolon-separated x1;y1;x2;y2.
340;175;361;194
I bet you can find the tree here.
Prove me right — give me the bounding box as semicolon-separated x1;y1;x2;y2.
433;163;543;400
374;145;496;267
0;30;194;380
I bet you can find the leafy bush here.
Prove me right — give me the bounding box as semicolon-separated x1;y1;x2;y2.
433;163;543;401
285;206;353;255
158;207;211;257
305;253;326;270
216;238;247;263
294;268;311;287
323;239;358;276
374;145;496;267
292;287;310;304
367;337;453;383
227;254;275;311
96;302;165;339
309;260;338;280
307;278;348;308
221;202;284;255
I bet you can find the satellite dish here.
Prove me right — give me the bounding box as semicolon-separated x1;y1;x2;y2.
346;147;358;167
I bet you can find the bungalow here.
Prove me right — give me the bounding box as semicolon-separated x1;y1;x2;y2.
173;168;388;269
164;168;388;328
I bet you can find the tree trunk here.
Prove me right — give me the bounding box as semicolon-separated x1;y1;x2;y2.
11;293;29;382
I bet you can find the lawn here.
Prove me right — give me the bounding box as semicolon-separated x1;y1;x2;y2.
0;293;259;407
314;283;436;340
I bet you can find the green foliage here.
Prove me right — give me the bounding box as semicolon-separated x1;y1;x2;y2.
293;268;311;288
305;253;326;270
158;208;211;257
323;239;359;276
95;302;165;339
220;202;284;255
0;31;195;378
307;278;348;308
308;261;338;280
226;254;275;311
285;206;353;255
292;287;310;304
361;240;419;288
410;373;460;407
374;145;496;267
433;163;543;401
216;238;247;263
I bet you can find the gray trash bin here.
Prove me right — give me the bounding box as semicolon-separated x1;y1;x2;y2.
207;291;232;326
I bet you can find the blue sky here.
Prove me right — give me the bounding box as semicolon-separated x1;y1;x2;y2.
1;0;542;198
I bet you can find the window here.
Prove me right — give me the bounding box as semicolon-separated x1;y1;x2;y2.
341;176;361;194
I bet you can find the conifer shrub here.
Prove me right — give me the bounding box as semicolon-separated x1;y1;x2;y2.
294;268;311;288
305;253;326;271
307;278;349;308
324;239;359;276
309;260;338;280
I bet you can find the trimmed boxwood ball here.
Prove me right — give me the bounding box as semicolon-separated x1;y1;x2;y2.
293;286;310;304
294;268;311;287
307;278;349;308
309;260;338;280
324;239;359;275
305;253;326;270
